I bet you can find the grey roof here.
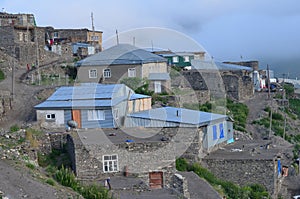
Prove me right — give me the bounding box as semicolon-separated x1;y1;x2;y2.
191;60;253;71
35;83;133;109
76;44;167;67
127;107;227;126
148;73;171;80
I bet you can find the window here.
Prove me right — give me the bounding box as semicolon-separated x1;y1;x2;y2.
172;56;179;63
46;113;55;120
103;69;111;78
24;33;28;42
53;32;58;38
89;69;97;78
128;68;136;77
18;32;23;41
219;123;224;139
103;155;118;172
87;110;105;121
213;125;217;140
91;35;99;41
184;56;190;62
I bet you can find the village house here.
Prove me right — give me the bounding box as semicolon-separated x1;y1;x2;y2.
44;27;103;56
176;60;254;101
153;50;206;68
75;44;171;93
0;12;103;67
34;83;151;129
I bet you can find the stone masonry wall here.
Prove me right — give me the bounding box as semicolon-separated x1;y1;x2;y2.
203;158;276;195
172;173;190;199
0;90;11;122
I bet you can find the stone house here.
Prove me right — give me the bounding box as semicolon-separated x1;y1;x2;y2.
34;83;151;129
180;60;254;101
44;27;103;55
66;105;233;188
75;44;171;93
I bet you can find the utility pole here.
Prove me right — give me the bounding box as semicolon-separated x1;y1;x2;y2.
267;64;272;139
116;29;119;45
91;12;96;51
35;26;40;85
267;64;271;99
282;74;287;140
11;53;15;101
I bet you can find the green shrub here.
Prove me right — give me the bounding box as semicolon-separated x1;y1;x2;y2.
226;99;249;131
46;178;55;186
272;112;284;121
10;124;20;132
55;166;79;190
0;69;4;81
26;163;35;170
176;158;189;171
175;159;270;199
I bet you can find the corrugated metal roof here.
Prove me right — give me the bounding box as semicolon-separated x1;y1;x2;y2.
148;73;170;80
130;94;151;100
76;44;167;67
191;60;253;71
35;83;132;109
127;107;227;126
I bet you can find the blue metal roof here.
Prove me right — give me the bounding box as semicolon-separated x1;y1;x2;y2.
191;60;253;71
130;94;151;100
127;107;227;126
76;44;167;67
148;73;170;80
35;83;131;109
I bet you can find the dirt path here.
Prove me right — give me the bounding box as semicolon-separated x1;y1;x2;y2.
0;66;53;130
0;160;80;199
243;92;271;139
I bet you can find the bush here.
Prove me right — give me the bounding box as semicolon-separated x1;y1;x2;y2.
26;163;35;170
46;178;55;186
0;69;4;81
10;124;20;132
55;166;79;189
175;159;270;199
55;166;112;199
175;158;189;171
272;112;284;121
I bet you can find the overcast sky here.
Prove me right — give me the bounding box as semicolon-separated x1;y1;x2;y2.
2;0;300;78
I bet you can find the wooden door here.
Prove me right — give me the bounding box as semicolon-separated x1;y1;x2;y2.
72;110;81;128
149;171;163;189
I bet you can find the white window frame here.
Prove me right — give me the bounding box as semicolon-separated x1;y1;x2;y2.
91;35;99;41
184;56;190;62
128;68;136;77
103;68;111;78
46;113;55;120
103;154;118;173
172;56;179;63
89;69;97;78
87;110;105;121
53;32;58;38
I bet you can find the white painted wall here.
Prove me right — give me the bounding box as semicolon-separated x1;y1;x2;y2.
36;110;65;127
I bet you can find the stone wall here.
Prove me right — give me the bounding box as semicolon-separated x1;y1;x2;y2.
171;173;190;199
202;158;277;195
179;69;253;101
0;90;11;121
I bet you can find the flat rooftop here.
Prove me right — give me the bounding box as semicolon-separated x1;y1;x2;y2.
205;138;293;161
76;127;168;145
